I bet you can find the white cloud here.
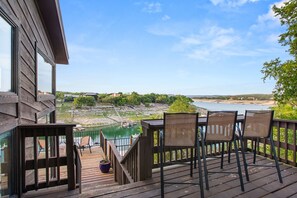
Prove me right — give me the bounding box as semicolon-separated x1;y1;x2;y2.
257;0;288;23
209;0;259;7
250;0;288;40
142;2;162;13
178;26;239;60
187;49;211;61
181;35;202;45
266;33;279;43
211;35;235;48
162;15;171;21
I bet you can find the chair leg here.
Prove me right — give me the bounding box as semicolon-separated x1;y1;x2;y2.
194;147;197;169
270;137;283;183
228;142;231;163
234;138;245;191
200;131;209;190
89;145;92;153
221;142;225;169
253;139;257;164
190;148;193;177
239;135;249;181
79;147;82;156
160;131;164;198
196;138;204;198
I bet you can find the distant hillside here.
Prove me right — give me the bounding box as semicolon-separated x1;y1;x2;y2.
190;94;273;101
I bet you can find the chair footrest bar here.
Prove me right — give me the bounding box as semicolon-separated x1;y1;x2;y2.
205;156;222;159
208;171;238;174
165;181;200;185
247;164;276;167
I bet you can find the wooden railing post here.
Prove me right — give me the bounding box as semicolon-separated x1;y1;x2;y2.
137;136;147;181
141;127;153;179
104;138;107;156
65;126;75;190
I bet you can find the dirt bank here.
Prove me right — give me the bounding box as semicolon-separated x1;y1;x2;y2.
193;99;275;106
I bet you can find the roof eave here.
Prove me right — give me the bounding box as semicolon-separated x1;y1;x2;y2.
36;0;69;65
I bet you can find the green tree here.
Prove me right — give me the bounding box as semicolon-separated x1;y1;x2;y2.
262;0;297;106
56;91;64;100
273;104;297;120
156;94;169;104
127;92;141;105
167;98;197;113
73;96;96;108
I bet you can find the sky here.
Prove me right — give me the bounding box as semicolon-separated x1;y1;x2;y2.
57;0;290;95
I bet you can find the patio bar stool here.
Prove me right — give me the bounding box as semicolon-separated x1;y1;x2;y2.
160;113;204;198
201;111;245;191
78;136;92;156
238;110;283;183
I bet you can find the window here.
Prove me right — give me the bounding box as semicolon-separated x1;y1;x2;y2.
0;130;11;196
37;52;53;95
38;113;51;124
0;15;13;92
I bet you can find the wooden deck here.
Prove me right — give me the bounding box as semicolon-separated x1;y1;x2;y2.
23;149;297;198
80;146;116;187
24;146;118;197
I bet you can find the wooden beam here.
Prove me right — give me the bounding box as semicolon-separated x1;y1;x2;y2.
0;92;18;104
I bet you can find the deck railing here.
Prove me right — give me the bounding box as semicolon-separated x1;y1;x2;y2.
60;129;102;146
108;136;148;185
245;119;297;166
100;131;134;156
103;118;297;185
18;124;79;194
141;118;297;179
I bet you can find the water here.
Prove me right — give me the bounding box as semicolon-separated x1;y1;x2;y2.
71;124;141;145
194;101;271;115
72;101;270;145
100;125;141;139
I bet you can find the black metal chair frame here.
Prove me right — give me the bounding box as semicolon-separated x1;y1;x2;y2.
201;111;245;191
233;110;283;183
78;136;92;156
160;113;204;198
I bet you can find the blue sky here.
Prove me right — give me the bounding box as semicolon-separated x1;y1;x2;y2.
57;0;289;95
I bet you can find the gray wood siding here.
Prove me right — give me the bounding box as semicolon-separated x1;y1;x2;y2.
0;0;57;132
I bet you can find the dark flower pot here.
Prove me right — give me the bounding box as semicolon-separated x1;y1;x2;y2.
99;161;111;173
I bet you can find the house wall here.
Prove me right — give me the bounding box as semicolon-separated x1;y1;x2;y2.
0;0;56;130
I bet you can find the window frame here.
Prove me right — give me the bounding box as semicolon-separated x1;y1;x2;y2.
0;8;18;103
35;42;56;102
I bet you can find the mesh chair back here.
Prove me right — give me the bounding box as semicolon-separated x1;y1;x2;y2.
205;111;237;142
38;139;45;149
243;110;273;138
80;136;90;147
164;113;198;147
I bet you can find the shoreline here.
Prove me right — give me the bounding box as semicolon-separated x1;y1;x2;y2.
193;99;275;106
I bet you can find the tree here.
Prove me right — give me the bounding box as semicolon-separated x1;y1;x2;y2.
127;92;141;105
262;1;297;106
167;98;197;113
73;96;96;108
56;91;64;100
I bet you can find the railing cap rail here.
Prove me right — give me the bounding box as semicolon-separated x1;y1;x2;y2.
19;123;76;129
273;118;297;124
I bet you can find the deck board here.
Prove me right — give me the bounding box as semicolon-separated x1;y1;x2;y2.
24;146;117;198
24;148;297;198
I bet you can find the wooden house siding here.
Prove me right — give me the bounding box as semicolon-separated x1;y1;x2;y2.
0;0;58;132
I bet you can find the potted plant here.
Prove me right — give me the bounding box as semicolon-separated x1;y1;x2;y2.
99;156;111;173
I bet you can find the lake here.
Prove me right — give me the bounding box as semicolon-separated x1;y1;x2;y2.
194;101;271;115
74;101;272;144
71;125;141;145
